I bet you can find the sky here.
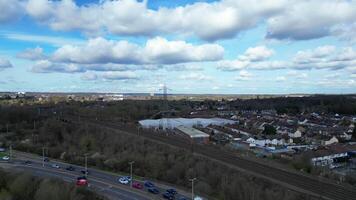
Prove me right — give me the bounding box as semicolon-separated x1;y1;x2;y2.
0;0;356;94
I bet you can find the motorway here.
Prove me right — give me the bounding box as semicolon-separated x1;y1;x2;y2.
0;151;191;200
85;120;356;200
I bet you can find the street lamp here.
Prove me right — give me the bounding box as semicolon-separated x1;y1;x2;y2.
129;161;135;188
189;178;197;200
42;147;47;167
85;154;88;178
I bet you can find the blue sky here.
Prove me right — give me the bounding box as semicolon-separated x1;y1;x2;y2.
0;0;356;94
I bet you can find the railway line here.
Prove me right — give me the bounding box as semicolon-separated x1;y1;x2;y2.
102;121;356;200
61;116;356;200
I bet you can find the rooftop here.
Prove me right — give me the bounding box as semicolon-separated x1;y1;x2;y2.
176;126;210;138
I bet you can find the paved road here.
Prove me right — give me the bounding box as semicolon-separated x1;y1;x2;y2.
0;152;191;200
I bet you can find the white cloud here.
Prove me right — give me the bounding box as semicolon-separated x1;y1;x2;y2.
276;76;286;81
219;45;356;72
0;0;23;23
218;45;278;71
238;46;274;62
102;71;139;80
17;47;46;60
1;32;84;47
81;72;98;81
51;37;224;65
0;57;13;70
24;0;287;41
31;60;84;73
286;71;308;79
179;73;212;81
235;70;253;81
266;0;356;40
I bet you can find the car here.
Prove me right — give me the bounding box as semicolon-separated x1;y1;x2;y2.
162;192;174;200
51;164;60;169
144;181;155;188
118;177;130;185
24;160;32;165
166;188;177;195
66;166;75;171
81;170;89;175
77;176;87;180
44;158;50;162
132;182;143;189
2;156;9;161
148;187;160;194
76;177;88;186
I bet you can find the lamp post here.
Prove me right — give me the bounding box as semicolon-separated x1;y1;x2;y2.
9;144;12;162
129;161;135;188
189;178;197;200
42;147;47;167
85;154;88;177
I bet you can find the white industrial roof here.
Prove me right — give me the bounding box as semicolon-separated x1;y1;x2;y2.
176;126;210;138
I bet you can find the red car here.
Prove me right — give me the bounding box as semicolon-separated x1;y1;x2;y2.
132;182;143;189
76;177;88;186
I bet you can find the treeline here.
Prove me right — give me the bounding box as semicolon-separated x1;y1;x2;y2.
0;169;106;200
8;118;316;200
230;95;356;115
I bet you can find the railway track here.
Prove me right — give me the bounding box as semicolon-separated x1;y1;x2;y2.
63;117;356;200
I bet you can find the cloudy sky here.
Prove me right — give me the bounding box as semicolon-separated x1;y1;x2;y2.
1;0;356;94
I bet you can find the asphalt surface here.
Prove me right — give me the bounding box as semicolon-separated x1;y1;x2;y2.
0;152;191;200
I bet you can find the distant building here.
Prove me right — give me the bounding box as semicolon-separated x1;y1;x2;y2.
323;136;339;146
176;126;210;144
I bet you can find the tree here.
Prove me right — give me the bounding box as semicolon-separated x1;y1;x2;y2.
263;124;276;135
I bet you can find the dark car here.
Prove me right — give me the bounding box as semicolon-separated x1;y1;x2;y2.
77;176;87;180
24;160;32;165
81;170;89;175
144;181;155;188
44;157;50;162
66;166;75;171
162;192;174;200
148;187;160;194
166;189;177;195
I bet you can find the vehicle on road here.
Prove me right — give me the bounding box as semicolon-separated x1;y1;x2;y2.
132;182;143;189
2;156;9;161
76;176;88;186
144;181;154;188
24;160;32;165
148;187;160;194
166;188;177;195
51;164;60;169
81;170;89;175
66;166;75;171
118;177;130;185
162;192;174;200
44;157;50;162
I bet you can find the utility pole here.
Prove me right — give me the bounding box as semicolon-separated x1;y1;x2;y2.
42;147;46;167
9;145;12;162
129;161;135;188
85;154;88;178
189;178;197;200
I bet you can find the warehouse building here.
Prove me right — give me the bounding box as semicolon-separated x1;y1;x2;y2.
176;126;210;144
